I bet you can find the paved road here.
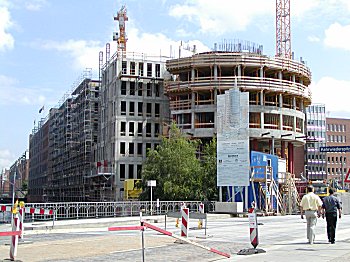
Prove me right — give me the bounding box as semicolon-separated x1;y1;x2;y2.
1;214;350;261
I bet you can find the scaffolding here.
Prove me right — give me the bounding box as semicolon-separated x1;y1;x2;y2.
47;73;100;202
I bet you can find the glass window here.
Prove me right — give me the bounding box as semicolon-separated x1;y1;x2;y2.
129;142;134;155
129;102;135;116
139;62;144;76
129;164;134;179
129;122;134;136
147;63;152;77
138;122;143;137
121;101;126;115
146;123;152;137
137;143;143;156
138;102;143;116
121;81;127;95
155;64;161;78
120;122;126;136
120;142;125;155
130;82;135;95
120;164;125;180
130;62;136;75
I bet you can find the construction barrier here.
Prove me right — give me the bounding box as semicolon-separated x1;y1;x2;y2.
165;211;207;237
142;221;230;258
198;203;204;229
9;212;20;261
181;207;189;238
248;208;259;248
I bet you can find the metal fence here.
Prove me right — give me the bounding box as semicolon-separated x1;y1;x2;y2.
21;201;216;221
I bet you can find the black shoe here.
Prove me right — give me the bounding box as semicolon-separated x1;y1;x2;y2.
331;241;335;244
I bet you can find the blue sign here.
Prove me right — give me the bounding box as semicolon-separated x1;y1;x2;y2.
320;146;350;153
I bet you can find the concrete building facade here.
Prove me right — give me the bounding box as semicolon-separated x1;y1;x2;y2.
326;117;350;187
165;46;311;174
305;104;327;180
96;52;169;201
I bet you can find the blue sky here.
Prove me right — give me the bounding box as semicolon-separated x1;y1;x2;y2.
1;0;350;171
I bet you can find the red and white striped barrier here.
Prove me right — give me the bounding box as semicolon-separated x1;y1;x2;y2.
0;231;21;237
18;207;24;239
0;205;53;215
248;208;259;248
25;207;53;215
9;213;20;260
181;207;189;238
109;226;145;231
0;205;12;212
142;221;230;258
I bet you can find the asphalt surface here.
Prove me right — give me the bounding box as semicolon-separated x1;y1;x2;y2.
1;214;350;261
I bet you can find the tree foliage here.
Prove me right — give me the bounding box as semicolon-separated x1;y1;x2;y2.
139;123;217;201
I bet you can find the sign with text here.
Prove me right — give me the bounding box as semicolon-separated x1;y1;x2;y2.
217;87;250;186
320;146;350;153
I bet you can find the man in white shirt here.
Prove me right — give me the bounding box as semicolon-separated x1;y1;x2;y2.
300;185;323;244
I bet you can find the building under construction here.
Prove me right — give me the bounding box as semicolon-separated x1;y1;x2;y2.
165;41;311;175
28;74;100;202
92;51;170;201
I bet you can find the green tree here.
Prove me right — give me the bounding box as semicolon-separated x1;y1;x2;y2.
140;123;203;201
199;137;218;200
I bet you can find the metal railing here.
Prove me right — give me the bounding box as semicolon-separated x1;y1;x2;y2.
22;201;216;221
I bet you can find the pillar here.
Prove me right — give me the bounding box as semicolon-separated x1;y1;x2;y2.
281;141;286;159
252;139;258;151
214;64;218;80
288;142;294;174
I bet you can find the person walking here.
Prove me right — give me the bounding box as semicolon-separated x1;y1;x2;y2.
322;188;342;244
300;185;323;244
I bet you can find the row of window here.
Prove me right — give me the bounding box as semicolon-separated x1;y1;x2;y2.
122;61;161;78
306;105;325;113
121;81;161;97
327;168;348;174
119;142;159;157
327;156;347;163
120;102;160;117
327;124;346;132
120;122;160;137
327;135;347;143
119;163;142;180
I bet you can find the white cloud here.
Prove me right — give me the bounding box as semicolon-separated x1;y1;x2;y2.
169;0;274;35
0;6;14;51
25;0;47;11
0;149;14;171
126;23;210;58
310;76;350;117
324;22;350;51
308;36;320;42
37;39;103;72
0;74;49;106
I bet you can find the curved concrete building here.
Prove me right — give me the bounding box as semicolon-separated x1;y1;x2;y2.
165;49;311;174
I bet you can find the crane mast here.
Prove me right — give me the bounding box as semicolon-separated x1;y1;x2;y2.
113;5;128;52
276;0;291;59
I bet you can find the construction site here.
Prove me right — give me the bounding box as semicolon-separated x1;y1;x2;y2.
23;0;349;215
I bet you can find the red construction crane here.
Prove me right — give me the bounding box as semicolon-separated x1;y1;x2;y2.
276;0;291;59
113;5;128;51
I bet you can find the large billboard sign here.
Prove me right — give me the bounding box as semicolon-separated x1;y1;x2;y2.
217;87;250;186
